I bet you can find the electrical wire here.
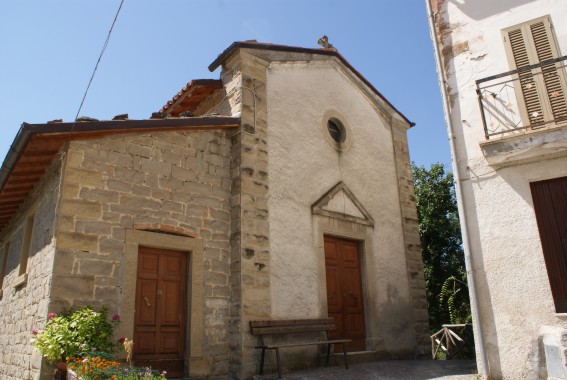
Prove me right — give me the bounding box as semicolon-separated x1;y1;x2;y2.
74;0;125;122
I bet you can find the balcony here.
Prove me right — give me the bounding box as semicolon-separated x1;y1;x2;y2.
476;55;567;167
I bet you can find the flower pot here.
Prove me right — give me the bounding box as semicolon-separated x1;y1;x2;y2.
66;369;80;380
53;361;67;380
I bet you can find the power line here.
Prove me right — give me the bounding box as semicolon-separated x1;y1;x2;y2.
74;0;125;122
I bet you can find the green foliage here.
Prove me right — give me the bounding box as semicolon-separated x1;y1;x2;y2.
439;276;472;325
411;163;471;330
109;367;167;380
32;306;120;362
112;373;166;380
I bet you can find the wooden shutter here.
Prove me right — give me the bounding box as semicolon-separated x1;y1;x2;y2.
530;176;567;313
503;16;567;127
530;21;567;123
0;243;9;291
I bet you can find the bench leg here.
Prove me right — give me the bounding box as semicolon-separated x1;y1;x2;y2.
325;343;331;366
276;348;282;379
259;347;266;375
342;342;349;370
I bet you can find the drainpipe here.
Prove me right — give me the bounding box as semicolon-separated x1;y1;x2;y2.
424;1;490;379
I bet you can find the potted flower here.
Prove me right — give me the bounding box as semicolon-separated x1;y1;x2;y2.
31;306;120;379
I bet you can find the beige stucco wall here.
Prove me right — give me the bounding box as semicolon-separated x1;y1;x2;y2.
0;157;61;380
466;158;567;379
266;60;420;355
431;0;567;378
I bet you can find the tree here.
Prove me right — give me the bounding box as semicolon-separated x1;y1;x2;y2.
411;163;471;331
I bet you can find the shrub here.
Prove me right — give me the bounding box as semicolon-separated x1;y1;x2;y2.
32;306;120;362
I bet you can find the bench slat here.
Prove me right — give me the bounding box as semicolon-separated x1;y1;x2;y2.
251;324;335;335
250;319;337;335
250;318;334;327
257;339;351;349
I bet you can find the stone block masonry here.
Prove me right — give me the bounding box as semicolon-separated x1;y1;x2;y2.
391;122;430;356
51;129;233;378
224;51;272;379
0;157;62;380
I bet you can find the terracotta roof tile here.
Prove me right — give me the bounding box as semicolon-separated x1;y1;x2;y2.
160;79;223;116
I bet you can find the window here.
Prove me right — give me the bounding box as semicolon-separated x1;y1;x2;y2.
0;242;9;297
327;118;346;143
503;15;567;128
14;214;35;287
530;176;567;313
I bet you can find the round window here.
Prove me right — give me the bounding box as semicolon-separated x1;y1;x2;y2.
327;119;346;143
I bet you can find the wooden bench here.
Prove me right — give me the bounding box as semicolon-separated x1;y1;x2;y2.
250;318;351;378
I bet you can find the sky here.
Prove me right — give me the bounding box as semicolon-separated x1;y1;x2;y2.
0;0;451;170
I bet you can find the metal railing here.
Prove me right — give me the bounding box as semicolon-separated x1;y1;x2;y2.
431;324;474;360
476;55;567;139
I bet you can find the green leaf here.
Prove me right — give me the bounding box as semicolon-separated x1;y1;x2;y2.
412;162;471;330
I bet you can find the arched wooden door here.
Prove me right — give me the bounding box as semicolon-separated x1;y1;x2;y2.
134;246;187;377
324;236;366;352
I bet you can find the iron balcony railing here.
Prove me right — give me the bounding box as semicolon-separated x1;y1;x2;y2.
476;55;567;139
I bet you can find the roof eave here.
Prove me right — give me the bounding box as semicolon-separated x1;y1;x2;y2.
0;124;33;199
24;116;240;135
0;116;240;233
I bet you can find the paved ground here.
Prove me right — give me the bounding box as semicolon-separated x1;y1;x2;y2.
254;360;477;380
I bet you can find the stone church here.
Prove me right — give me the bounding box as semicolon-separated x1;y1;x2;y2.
0;41;429;379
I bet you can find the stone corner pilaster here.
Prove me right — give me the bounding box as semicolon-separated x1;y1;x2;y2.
391;126;430;356
224;51;273;379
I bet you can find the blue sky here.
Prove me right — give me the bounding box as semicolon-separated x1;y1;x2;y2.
0;0;450;169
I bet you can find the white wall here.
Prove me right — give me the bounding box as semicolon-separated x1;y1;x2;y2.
266;60;417;353
434;0;567;378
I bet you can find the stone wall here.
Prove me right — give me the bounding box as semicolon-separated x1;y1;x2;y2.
50;129;233;378
391;122;430;356
0;156;62;380
222;51;273;379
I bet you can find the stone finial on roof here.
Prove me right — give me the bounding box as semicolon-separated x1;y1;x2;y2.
317;35;334;49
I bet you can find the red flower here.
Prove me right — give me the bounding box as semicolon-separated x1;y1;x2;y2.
112;314;120;322
47;313;58;320
118;337;125;344
31;329;38;335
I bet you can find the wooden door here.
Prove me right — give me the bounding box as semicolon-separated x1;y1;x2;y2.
134;246;187;377
531;176;567;312
325;236;366;352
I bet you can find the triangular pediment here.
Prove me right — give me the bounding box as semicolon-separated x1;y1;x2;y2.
312;182;374;226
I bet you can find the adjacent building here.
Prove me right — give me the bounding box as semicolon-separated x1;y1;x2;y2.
0;41;429;379
427;0;567;378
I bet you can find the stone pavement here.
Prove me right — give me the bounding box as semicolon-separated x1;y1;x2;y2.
253;360;477;380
